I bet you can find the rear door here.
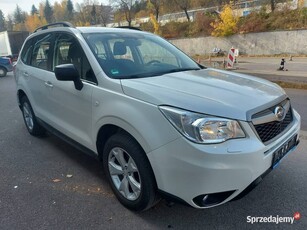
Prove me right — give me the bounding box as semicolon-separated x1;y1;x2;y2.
22;33;55;121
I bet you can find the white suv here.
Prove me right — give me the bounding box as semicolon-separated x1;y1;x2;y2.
15;22;301;211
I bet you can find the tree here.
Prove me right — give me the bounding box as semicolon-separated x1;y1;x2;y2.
150;13;160;34
113;0;137;27
74;2;91;26
0;10;6;31
54;1;66;22
261;0;288;12
211;4;239;36
31;5;38;16
25;14;47;32
91;4;97;25
6;15;14;31
66;0;74;21
44;0;54;23
14;5;26;24
148;0;163;20
174;0;192;22
98;4;112;26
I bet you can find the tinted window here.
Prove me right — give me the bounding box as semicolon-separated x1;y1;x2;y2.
54;33;97;84
20;39;33;65
31;34;53;71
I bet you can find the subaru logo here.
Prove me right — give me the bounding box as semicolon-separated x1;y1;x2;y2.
274;106;285;121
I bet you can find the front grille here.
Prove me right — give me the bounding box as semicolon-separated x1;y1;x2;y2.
254;108;293;143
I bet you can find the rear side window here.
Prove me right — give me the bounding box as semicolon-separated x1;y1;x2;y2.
31;34;53;71
20;39;33;65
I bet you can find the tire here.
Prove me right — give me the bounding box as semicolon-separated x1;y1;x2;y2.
0;67;7;77
20;96;46;136
103;133;158;211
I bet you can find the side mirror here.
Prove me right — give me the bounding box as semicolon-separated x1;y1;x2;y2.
54;64;83;90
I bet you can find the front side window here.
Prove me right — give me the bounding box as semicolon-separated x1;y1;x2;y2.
53;33;97;84
84;32;200;79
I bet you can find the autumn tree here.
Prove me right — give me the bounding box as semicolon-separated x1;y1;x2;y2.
74;1;92;26
44;0;54;23
13;5;27;30
25;14;47;32
148;0;163;20
0;10;6;31
53;1;66;22
211;4;239;36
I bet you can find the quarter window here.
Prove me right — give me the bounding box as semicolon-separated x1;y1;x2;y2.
20;39;33;65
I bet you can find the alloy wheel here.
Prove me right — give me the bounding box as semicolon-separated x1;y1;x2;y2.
23;102;34;131
108;147;141;201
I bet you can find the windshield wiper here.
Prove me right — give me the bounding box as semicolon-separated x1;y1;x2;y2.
165;68;201;74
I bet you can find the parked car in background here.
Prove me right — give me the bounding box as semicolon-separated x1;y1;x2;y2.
15;22;301;211
0;57;13;77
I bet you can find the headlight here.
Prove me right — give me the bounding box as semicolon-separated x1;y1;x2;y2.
159;106;245;144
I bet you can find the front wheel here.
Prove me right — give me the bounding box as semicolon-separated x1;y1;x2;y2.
21;97;46;136
103;133;158;211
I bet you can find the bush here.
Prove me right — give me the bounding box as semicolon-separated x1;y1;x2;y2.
238;7;307;34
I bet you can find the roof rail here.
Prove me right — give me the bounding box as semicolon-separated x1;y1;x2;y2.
117;26;142;31
33;22;74;33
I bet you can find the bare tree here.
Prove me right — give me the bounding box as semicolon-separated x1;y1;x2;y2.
98;4;112;26
261;0;287;12
113;0;136;27
149;0;163;21
173;0;191;22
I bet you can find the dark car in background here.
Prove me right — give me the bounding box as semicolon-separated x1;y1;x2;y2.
0;57;13;77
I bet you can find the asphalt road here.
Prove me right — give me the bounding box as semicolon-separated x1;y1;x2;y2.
0;73;306;230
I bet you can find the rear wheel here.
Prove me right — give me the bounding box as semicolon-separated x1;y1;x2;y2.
0;67;7;77
21;96;46;136
103;133;158;211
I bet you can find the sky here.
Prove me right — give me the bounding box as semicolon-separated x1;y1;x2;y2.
0;0;109;17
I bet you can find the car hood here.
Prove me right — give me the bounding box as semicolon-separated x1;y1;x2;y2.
121;68;286;121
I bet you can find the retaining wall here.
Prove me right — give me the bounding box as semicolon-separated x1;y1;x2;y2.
170;30;307;56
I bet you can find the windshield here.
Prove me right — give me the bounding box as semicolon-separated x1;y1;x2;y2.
83;32;201;79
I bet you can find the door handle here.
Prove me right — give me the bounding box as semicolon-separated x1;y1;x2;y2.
44;81;53;88
23;72;29;77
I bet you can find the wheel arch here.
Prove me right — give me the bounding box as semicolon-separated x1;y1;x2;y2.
17;89;27;109
95;120;151;161
0;65;8;71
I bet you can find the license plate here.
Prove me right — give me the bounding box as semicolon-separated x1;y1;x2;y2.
271;135;298;169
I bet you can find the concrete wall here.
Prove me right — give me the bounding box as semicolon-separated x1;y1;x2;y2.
170;30;307;56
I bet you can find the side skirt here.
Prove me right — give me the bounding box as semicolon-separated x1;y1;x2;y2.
37;118;99;160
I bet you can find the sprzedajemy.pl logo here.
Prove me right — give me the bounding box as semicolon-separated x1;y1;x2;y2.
247;212;301;224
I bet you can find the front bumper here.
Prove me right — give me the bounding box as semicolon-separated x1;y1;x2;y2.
148;110;301;208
